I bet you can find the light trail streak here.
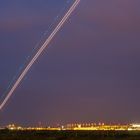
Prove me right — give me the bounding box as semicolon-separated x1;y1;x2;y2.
0;0;80;110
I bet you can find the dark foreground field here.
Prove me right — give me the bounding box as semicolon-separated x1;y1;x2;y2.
1;130;140;140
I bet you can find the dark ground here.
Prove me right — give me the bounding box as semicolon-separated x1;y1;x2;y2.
1;130;140;140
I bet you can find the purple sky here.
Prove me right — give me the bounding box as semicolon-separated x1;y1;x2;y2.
0;0;140;126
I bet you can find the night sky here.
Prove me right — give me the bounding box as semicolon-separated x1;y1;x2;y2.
0;0;140;126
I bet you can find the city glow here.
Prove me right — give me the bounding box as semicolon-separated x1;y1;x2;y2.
4;123;140;131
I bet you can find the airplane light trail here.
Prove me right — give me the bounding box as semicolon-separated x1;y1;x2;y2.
0;0;80;110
